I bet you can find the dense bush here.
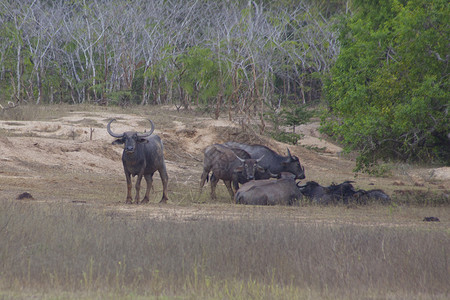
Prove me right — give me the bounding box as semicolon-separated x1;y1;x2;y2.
322;0;449;172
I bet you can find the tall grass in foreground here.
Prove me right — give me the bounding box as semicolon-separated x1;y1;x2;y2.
0;200;448;299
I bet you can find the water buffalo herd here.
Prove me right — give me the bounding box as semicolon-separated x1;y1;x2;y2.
108;119;390;206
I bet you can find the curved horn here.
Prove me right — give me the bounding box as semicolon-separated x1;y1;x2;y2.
234;153;246;163
255;155;264;163
268;170;279;178
296;182;306;188
137;119;155;137
107;119;123;138
287;148;293;159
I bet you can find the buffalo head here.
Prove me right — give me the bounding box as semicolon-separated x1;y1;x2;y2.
234;155;265;181
282;148;305;179
107;119;155;153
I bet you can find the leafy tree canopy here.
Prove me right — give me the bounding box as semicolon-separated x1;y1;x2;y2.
322;0;449;172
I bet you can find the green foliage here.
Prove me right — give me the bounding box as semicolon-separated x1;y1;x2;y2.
323;0;450;172
145;44;176;80
271;131;304;145
177;46;224;105
131;67;145;103
265;103;311;145
265;102;313;133
107;90;132;106
280;104;313;132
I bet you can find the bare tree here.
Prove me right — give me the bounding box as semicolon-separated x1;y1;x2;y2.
22;1;62;104
1;0;38;103
0;0;340;113
62;0;105;102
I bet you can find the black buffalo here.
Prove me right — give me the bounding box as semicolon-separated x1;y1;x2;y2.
107;119;169;204
353;189;391;204
222;146;273;189
235;177;303;206
200;144;264;200
224;142;305;180
326;181;357;204
298;181;390;205
296;181;332;205
298;181;356;204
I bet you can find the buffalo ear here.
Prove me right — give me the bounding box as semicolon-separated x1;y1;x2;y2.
137;138;149;144
112;139;124;145
234;166;244;173
256;165;265;172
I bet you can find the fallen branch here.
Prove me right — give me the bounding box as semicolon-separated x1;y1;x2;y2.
0;101;19;111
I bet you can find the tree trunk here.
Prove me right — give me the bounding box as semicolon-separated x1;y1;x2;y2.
215;93;222;120
141;73;148;105
36;68;43;104
16;41;22;102
300;77;306;104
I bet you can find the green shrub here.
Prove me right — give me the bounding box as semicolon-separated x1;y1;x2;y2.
271;131;303;145
322;0;450;172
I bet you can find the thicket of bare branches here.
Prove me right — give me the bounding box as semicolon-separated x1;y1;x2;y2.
0;0;341;122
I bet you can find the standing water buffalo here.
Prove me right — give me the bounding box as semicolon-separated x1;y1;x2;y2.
235;176;303;206
107;119;168;204
220;146;271;190
224;142;305;180
199;144;264;200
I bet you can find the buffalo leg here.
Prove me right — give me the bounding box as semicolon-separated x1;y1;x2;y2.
135;174;144;204
199;169;209;194
159;167;169;203
231;174;240;193
223;180;235;201
210;175;219;200
125;172;133;204
141;174;153;204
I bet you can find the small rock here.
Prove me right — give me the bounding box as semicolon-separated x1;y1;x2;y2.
423;217;440;222
393;181;405;186
17;192;34;200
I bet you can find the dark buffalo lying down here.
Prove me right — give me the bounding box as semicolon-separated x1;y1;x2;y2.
298;181;391;205
225;142;305;180
297;181;355;205
199;144;265;200
235;176;303;206
236;178;390;206
353;189;391;204
107;119;169;204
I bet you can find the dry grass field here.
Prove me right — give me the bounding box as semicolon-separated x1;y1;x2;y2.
0;105;449;299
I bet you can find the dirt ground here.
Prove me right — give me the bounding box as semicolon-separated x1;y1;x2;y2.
0;105;449;226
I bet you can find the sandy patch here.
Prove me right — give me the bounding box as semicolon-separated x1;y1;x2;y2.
0;107;448;204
